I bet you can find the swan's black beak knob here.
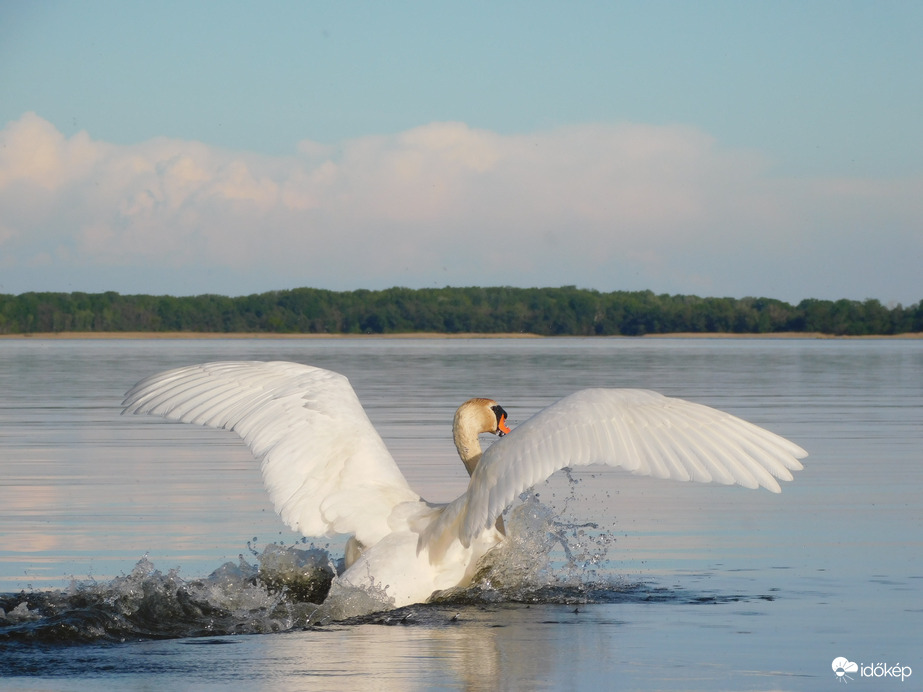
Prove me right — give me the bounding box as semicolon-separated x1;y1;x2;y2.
494;408;511;436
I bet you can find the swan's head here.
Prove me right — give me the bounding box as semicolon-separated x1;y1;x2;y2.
453;398;511;476
454;398;512;438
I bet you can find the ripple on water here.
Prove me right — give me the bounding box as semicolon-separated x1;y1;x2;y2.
0;494;768;647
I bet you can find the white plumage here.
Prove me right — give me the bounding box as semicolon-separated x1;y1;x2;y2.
123;361;806;608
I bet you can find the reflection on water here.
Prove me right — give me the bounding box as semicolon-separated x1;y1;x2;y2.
1;337;921;690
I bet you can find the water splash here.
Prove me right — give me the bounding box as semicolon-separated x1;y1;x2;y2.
433;489;622;605
0;489;714;644
0;544;334;644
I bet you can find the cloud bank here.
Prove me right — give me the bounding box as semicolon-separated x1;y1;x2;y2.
1;112;920;302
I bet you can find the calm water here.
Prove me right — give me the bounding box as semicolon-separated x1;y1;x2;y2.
0;337;920;691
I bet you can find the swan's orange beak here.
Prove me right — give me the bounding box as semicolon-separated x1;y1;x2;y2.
497;414;511;436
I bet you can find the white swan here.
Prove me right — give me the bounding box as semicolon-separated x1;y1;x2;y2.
122;361;806;609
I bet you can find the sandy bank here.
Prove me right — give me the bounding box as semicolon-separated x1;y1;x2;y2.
0;331;543;340
1;331;920;340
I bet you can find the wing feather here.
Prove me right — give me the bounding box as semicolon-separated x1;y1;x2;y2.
123;361;420;545
425;388;807;548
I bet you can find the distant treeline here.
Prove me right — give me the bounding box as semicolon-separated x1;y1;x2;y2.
1;287;921;336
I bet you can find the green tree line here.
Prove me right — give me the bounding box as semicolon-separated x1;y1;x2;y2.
0;287;920;336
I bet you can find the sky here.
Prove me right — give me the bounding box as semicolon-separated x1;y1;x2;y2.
1;1;921;304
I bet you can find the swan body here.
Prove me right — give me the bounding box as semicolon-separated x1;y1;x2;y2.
122;361;807;608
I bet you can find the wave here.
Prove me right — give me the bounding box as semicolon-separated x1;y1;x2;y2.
0;494;757;646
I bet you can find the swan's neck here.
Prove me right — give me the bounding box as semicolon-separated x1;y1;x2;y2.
453;405;507;536
453;427;483;477
453;397;501;476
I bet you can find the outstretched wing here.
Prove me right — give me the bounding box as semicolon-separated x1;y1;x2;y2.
122;361;420;546
428;388;807;549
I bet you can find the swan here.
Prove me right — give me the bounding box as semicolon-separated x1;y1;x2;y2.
122;360;807;609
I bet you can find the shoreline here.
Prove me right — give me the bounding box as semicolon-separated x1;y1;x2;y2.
1;331;921;340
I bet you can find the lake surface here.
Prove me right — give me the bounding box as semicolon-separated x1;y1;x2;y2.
0;337;920;690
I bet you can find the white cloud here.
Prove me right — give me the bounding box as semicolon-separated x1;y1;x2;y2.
0;112;920;302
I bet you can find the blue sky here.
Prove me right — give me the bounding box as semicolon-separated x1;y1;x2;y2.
1;1;921;304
